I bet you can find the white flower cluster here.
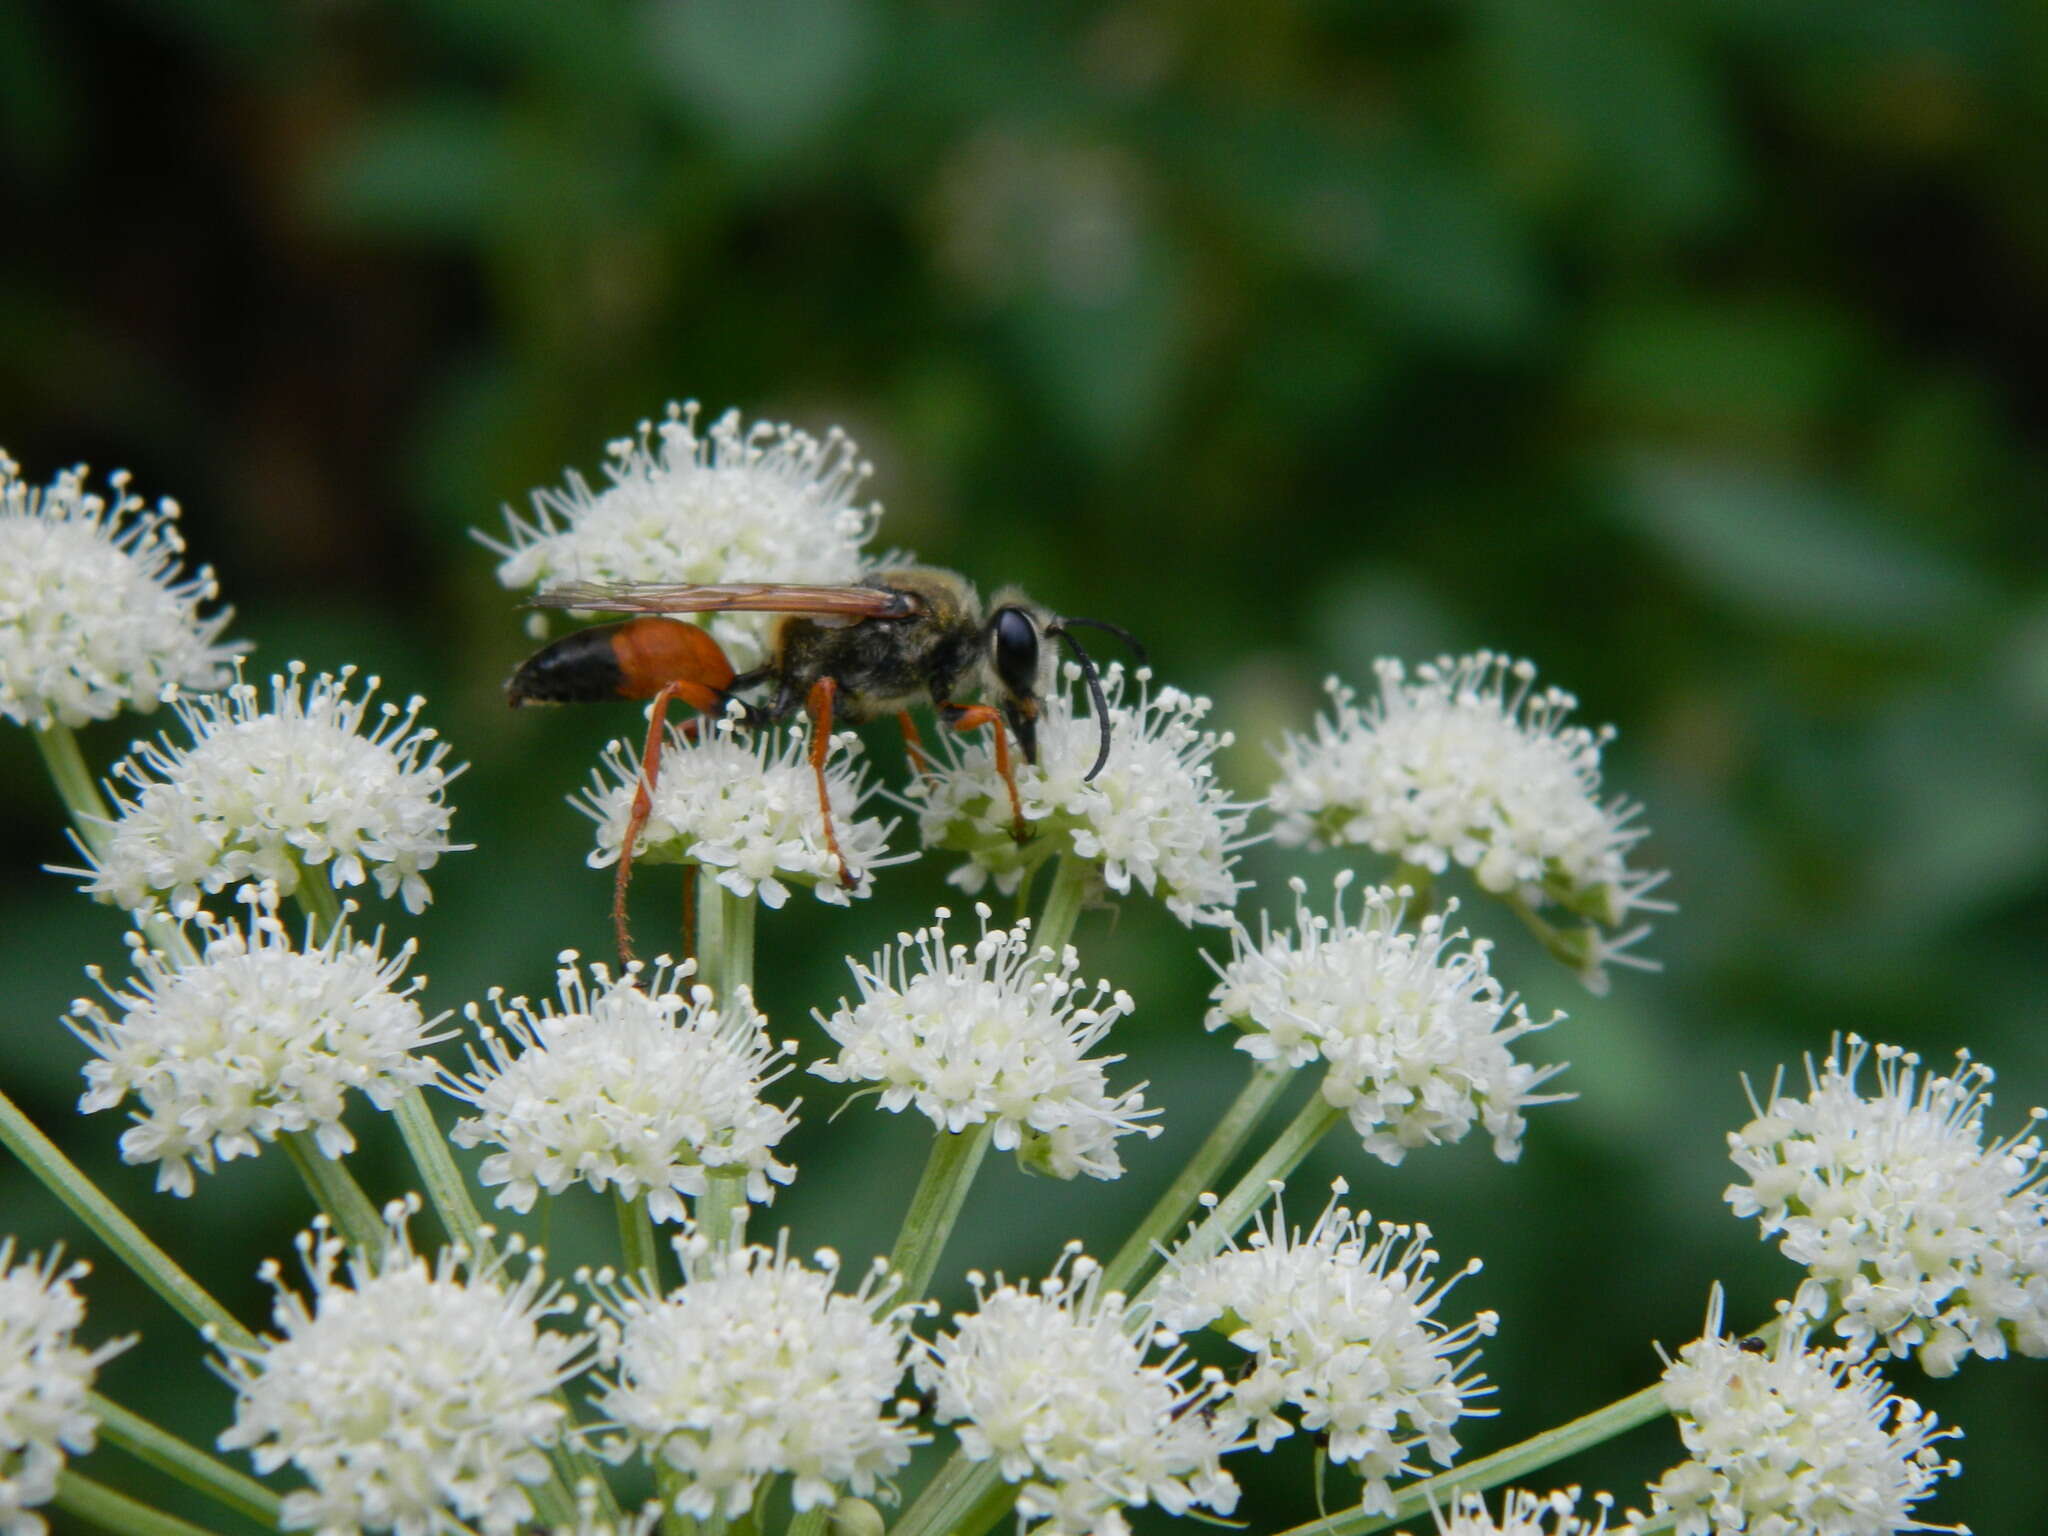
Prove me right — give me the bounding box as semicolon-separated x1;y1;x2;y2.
585;1233;925;1520
1420;1488;1613;1536
1153;1185;1497;1518
811;905;1156;1180
915;662;1254;926
217;1203;590;1536
575;719;907;906
0;1244;130;1536
446;955;797;1221
68;887;447;1197
916;1246;1240;1536
1207;875;1565;1164
1726;1034;2048;1376
1639;1289;1961;1536
0;451;238;731
1269;655;1666;988
483;401;881;670
80;662;465;917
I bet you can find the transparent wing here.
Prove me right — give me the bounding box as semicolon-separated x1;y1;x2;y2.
527;580;918;619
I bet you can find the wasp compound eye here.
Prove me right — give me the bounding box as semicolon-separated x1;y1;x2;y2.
991;606;1040;698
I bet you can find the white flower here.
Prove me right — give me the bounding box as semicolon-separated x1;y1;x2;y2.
1638;1288;1962;1536
1153;1183;1497;1518
1726;1034;2048;1376
1269;656;1668;989
481;401;882;670
1206;875;1566;1164
574;718;908;907
0;1243;132;1536
78;662;466;917
1415;1488;1614;1536
0;452;238;730
914;662;1255;926
445;954;797;1221
67;885;449;1198
584;1232;925;1520
217;1201;591;1536
810;904;1156;1181
916;1244;1239;1536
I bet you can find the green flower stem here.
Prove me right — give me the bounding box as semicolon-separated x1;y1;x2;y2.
391;1086;489;1261
32;720;113;854
1033;854;1089;956
617;1189;663;1283
785;1503;829;1536
280;1128;386;1252
697;883;755;1003
1502;890;1595;978
53;1470;229;1536
886;1122;993;1306
290;868;344;943
892;1455;1008;1536
1099;1061;1294;1296
90;1391;283;1527
1388;862;1436;917
0;1083;256;1351
697;1170;750;1250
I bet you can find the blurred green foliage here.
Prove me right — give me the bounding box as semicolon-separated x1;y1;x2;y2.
3;0;2045;1530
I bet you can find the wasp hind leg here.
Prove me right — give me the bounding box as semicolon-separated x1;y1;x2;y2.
615;676;725;965
942;702;1028;842
804;678;857;891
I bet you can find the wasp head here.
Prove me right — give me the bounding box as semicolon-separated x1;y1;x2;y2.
983;590;1144;784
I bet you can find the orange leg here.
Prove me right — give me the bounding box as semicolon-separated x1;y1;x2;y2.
805;678;856;889
896;709;932;779
945;702;1028;842
613;682;720;964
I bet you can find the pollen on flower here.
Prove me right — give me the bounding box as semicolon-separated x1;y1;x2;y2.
583;1231;926;1521
480;401;882;669
75;661;467;917
1152;1183;1497;1518
574;718;910;907
1725;1033;2048;1376
0;451;239;731
1422;1487;1615;1536
445;953;798;1222
913;661;1257;927
67;883;450;1197
1207;875;1567;1165
216;1199;591;1536
1268;655;1669;991
810;904;1157;1180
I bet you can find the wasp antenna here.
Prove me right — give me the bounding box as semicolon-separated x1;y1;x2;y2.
1055;615;1146;666
1050;627;1115;782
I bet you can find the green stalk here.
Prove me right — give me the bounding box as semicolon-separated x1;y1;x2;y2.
280;1128;386;1253
698;884;756;1003
391;1087;489;1260
1032;854;1089;957
617;1188;663;1284
885;1122;993;1306
786;1503;829;1536
289;864;345;942
697;1171;750;1251
53;1471;229;1536
90;1391;283;1527
892;1455;1006;1536
1099;1062;1293;1295
0;1084;255;1351
32;720;113;855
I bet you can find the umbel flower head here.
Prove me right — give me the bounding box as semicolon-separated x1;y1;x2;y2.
445;954;798;1222
67;884;449;1197
913;662;1255;927
1153;1182;1497;1518
0;1242;132;1536
482;401;882;670
1207;874;1566;1165
583;1231;926;1520
1726;1034;2048;1376
0;451;238;730
217;1199;591;1536
575;717;909;907
1637;1288;1962;1536
915;1244;1240;1536
78;662;466;917
1268;655;1667;990
811;904;1157;1181
1419;1488;1614;1536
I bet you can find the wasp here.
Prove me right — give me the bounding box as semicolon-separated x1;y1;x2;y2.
506;566;1136;959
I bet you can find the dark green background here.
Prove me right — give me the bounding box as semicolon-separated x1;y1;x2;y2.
4;2;2045;1530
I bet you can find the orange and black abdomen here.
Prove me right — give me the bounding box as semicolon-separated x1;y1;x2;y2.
507;617;736;709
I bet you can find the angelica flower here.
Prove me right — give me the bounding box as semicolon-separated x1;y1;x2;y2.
78;662;465;917
811;904;1156;1180
482;401;881;670
1637;1288;1962;1536
217;1201;590;1536
1726;1034;2048;1376
0;1243;132;1536
1207;875;1566;1164
67;885;448;1197
915;661;1254;926
446;954;797;1221
917;1245;1238;1536
584;1232;925;1520
0;452;238;730
1154;1183;1496;1517
1414;1488;1613;1536
575;717;908;906
1269;656;1667;989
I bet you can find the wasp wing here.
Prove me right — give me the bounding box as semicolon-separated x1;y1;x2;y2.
527;580;918;619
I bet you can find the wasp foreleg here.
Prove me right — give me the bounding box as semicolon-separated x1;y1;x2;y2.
804;678;857;891
943;702;1028;842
